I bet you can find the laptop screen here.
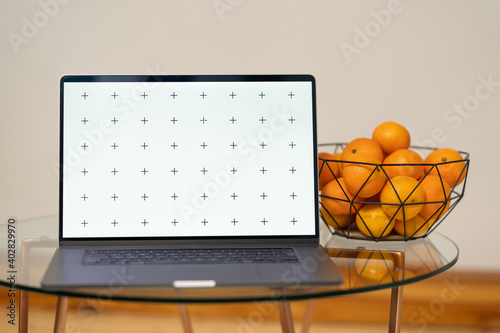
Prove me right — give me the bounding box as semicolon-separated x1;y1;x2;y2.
60;75;318;240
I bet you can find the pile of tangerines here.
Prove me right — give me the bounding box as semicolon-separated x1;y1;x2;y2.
319;121;468;240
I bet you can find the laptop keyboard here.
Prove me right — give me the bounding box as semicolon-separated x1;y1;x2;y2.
82;248;299;265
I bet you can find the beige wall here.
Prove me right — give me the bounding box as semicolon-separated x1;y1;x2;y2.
1;0;499;270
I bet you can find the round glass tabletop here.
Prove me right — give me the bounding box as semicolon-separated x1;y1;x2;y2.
0;216;458;303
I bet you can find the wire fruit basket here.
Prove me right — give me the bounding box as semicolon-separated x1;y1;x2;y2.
318;143;470;241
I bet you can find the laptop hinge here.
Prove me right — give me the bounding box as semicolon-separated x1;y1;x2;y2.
59;236;320;248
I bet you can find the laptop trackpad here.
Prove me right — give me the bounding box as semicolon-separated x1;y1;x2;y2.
127;264;260;286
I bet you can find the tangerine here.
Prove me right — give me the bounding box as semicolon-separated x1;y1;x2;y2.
424;148;467;187
341;138;384;167
382;148;424;179
380;176;425;220
320;178;365;215
355;204;395;238
419;174;451;220
335;152;344;177
320;206;353;229
342;152;386;198
394;215;430;238
318;152;341;191
372;121;411;155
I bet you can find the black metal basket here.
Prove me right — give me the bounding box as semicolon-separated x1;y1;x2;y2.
318;143;470;241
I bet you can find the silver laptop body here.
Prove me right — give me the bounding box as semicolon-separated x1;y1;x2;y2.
41;74;343;290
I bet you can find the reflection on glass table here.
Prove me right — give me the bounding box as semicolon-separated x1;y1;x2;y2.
0;216;458;333
325;232;456;293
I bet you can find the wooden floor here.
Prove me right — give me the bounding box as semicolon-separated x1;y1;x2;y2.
1;268;500;332
13;306;500;333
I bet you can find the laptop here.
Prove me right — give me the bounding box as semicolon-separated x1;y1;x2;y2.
41;74;343;290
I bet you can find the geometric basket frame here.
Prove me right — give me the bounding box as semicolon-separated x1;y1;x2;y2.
319;143;470;241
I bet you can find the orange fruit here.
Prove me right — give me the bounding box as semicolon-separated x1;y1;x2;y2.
320;178;365;215
320;206;353;229
335;152;344;177
419;175;451;220
424;148;467;187
342;152;386;198
382;148;424;179
380;176;425;220
355;250;394;282
372;121;411;155
355;204;395;238
394;215;430;238
341;138;384;167
318;152;341;191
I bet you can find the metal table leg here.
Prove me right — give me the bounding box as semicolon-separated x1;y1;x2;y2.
388;285;404;333
19;239;59;332
177;304;193;333
301;300;315;333
324;247;406;333
277;302;295;333
18;290;29;333
174;289;193;333
388;250;405;333
53;296;69;333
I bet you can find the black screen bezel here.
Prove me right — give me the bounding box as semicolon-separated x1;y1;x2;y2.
59;74;319;246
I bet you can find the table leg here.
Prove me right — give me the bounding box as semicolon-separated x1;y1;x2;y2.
53;296;69;333
18;290;29;333
388;285;404;333
388;249;405;333
277;302;295;333
177;304;193;333
300;300;315;333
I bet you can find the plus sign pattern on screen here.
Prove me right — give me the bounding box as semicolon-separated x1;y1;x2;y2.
62;80;316;238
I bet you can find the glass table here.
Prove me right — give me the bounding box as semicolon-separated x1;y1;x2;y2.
0;216;459;333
